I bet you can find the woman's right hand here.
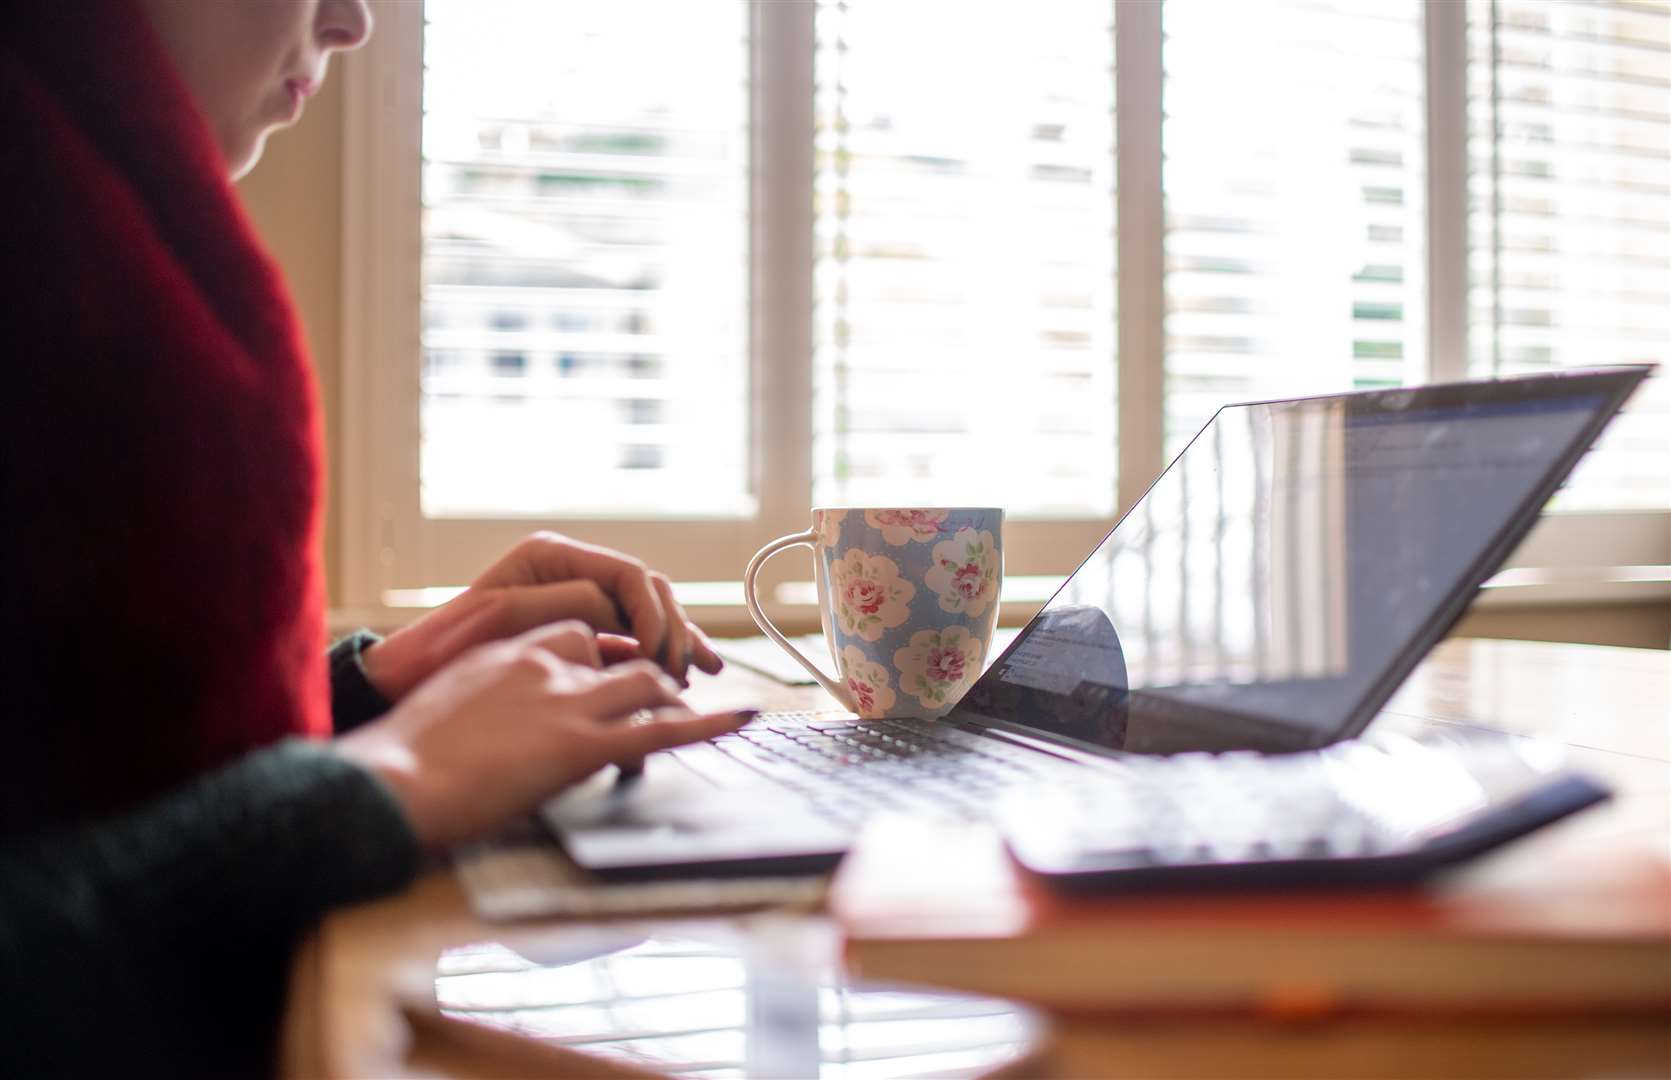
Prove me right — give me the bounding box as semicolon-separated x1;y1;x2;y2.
335;620;751;852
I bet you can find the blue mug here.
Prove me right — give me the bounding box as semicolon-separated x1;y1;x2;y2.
745;507;1004;719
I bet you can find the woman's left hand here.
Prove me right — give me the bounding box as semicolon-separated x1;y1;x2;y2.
359;532;724;701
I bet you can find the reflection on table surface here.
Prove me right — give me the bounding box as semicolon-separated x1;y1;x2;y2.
434;933;1045;1078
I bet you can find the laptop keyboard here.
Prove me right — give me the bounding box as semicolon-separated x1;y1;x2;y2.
699;713;1069;825
697;713;1363;852
994;728;1604;881
684;717;1590;880
1007;748;1380;867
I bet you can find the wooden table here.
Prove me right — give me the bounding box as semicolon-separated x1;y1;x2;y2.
282;638;1671;1078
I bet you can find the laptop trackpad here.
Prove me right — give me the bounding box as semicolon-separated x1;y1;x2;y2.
539;753;850;879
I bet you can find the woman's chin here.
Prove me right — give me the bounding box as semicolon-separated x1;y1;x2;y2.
227;131;271;182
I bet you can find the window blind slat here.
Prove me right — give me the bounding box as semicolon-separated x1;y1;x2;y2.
417;0;750;518
1163;0;1428;449
1468;0;1670;513
810;0;1119;516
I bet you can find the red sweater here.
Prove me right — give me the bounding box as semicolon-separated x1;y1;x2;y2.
0;3;330;837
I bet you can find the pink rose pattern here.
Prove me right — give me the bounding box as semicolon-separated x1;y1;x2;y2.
840;646;896;718
865;508;949;545
810;511;998;719
923;527;999;617
893;626;984;715
829;549;915;641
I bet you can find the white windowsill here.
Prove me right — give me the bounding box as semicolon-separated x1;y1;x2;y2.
327;567;1670;640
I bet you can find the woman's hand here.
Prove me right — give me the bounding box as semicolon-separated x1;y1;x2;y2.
336;620;752;852
360;532;724;701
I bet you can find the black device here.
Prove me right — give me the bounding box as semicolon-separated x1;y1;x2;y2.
541;366;1651;884
995;725;1610;889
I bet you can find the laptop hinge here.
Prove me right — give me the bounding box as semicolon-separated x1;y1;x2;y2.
945;711;1122;767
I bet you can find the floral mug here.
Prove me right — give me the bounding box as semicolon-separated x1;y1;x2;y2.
743;507;1003;719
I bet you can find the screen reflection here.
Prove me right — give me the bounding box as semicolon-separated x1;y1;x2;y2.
963;389;1606;754
435;936;1043;1078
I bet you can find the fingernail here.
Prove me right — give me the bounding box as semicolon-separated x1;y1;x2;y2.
735;708;760;722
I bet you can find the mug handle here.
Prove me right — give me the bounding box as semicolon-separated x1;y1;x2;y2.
742;529;855;710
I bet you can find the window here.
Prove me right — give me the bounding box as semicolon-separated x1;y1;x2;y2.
811;0;1118;516
340;0;1668;606
419;0;750;520
1467;0;1670;512
1162;0;1428;455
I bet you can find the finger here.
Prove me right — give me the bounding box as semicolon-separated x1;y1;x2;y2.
492;534;687;669
602;707;759;760
552;541;669;667
429;582;628;663
689;624;724;676
650;574;690;684
596;634;642;666
517;619;603;669
579;660;684;719
649;574;723;676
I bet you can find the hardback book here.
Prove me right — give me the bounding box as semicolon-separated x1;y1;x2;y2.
830;817;1671;1016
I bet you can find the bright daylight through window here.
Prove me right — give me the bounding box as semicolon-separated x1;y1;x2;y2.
1163;0;1427;453
811;0;1118;515
1466;0;1669;510
357;0;1665;596
420;0;749;518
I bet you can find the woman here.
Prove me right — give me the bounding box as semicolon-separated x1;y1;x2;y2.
0;2;747;1073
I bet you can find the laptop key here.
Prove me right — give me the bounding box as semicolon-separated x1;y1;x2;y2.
689;711;1083;829
712;741;822;787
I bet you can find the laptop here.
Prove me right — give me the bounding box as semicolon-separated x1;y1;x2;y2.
542;366;1653;885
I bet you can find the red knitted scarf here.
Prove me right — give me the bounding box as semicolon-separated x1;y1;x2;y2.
0;2;330;836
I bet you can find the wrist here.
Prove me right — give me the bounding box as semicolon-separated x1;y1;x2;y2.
334;727;435;851
356;633;413;702
330;629;397;731
357;635;389;687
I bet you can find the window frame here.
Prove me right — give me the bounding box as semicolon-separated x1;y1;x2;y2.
337;0;1666;611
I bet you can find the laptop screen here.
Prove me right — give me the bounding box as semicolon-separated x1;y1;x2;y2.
958;370;1646;755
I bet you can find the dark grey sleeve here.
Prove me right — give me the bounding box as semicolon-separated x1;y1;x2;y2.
0;740;421;1078
329;628;395;733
